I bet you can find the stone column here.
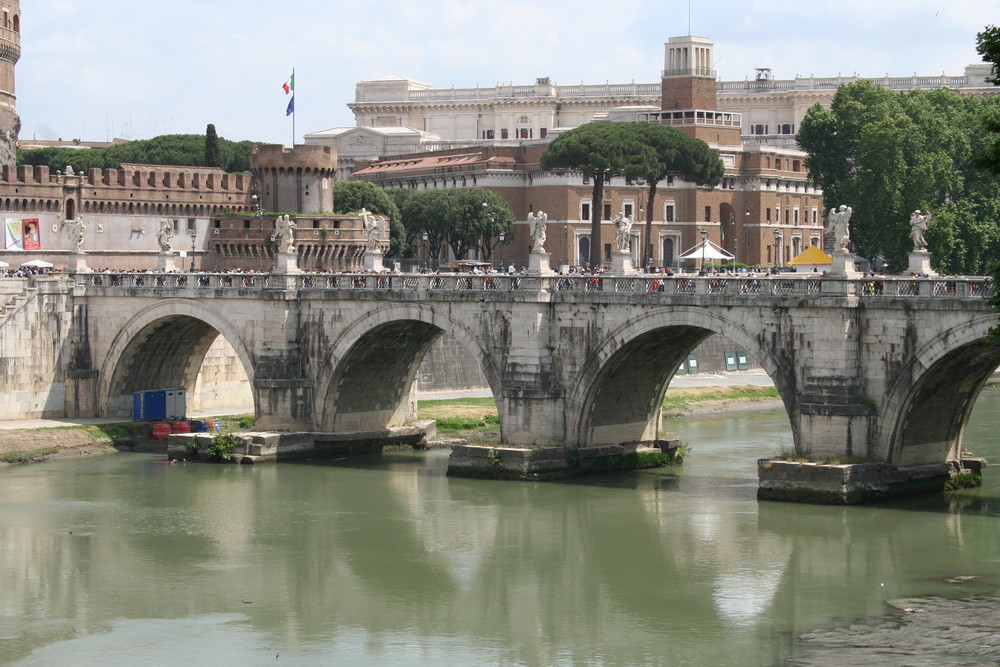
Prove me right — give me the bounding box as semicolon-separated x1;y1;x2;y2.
363;250;384;273
157;252;177;272
527;251;554;276
827;251;859;277
66;252;90;274
608;250;637;276
906;251;936;277
273;249;302;274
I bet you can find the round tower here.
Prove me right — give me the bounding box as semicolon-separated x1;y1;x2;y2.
250;144;337;214
0;1;19;166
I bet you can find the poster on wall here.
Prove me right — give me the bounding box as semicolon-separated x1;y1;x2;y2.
5;217;23;250
21;218;40;250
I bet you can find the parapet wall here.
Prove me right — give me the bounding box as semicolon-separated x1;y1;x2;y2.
251;144;337;171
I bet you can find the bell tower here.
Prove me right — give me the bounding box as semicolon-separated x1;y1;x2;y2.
0;1;19;166
661;35;717;110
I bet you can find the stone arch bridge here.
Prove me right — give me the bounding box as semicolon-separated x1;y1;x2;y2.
53;270;998;478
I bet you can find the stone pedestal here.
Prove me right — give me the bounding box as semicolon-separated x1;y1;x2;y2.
363;250;384;273
527;251;554;276
608;250;637;276
273;250;301;274
157;252;177;272
66;252;90;274
827;251;859;277
907;251;936;277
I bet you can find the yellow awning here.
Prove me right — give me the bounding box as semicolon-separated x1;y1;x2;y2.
788;245;832;265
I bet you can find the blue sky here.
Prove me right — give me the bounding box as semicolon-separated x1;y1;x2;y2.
18;0;999;146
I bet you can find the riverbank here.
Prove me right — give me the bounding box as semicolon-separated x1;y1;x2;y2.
0;381;783;465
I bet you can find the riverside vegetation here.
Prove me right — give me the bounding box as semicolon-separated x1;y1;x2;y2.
0;386;780;464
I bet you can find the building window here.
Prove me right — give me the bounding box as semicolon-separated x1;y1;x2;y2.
765;156;771;168
792;159;801;171
500;129;508;139
243;219;251;229
793;208;800;225
780;124;793;135
766;208;771;222
704;205;711;222
604;203;612;220
578;236;590;264
665;202;676;222
213;219;221;229
623;201;634;218
484;129;494;140
785;209;790;224
581;201;591;221
751;124;768;135
540;128;547;138
775;158;782;171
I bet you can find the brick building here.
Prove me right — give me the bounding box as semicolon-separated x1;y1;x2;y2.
351;36;824;269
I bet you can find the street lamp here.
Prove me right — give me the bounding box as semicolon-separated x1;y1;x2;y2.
190;229;197;272
482;201;497;268
249;181;266;273
773;228;782;271
422;232;428;273
499;232;505;270
700;227;708;274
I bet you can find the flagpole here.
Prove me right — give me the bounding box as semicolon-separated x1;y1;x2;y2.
291;67;295;147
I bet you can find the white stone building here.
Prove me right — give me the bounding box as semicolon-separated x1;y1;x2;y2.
304;38;998;159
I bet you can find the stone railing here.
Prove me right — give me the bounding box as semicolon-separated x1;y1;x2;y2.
73;272;993;301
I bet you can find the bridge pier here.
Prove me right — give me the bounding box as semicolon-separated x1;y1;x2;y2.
253;378;314;431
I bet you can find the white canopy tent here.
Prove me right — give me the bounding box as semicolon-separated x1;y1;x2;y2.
20;259;53;268
0;260;8;268
678;239;734;261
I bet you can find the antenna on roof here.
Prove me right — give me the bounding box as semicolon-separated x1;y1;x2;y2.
688;0;692;35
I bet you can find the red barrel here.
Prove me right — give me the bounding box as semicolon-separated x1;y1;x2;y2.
170;421;191;434
152;423;171;439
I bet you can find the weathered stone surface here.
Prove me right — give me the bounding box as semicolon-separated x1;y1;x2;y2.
1;273;997;502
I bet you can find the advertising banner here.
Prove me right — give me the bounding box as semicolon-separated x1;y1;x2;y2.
21;218;40;250
5;217;22;250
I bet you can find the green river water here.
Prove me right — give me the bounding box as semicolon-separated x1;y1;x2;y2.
2;391;1000;666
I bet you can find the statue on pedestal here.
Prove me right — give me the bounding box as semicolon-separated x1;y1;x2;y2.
274;214;296;254
826;205;853;252
360;208;384;252
613;212;634;253
156;218;174;252
63;218;86;252
528;211;547;253
909;210;932;252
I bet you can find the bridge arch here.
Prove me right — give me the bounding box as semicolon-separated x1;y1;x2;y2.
312;303;503;433
876;314;1000;465
97;300;256;418
566;306;793;448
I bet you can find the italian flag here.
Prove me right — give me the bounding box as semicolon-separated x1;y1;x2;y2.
282;73;294;95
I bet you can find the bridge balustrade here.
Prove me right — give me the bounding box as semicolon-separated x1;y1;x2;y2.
71;272;992;302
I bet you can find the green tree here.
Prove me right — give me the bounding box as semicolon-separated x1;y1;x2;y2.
541;122;651;267
478;189;515;262
18;133;254;173
399;189;453;265
332;181;403;256
629;123;724;267
975;26;1000;177
204;124;221;168
798;81;999;273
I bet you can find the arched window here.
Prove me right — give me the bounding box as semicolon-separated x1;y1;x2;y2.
662;238;674;267
577;236;590;265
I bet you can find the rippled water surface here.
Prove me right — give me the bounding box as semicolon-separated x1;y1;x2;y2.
2;392;1000;665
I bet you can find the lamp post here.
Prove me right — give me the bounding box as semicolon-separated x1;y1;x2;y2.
773;228;782;271
700;227;708;274
422;232;428;273
499;232;505;270
249;181;266;273
482;201;497;268
189;229;197;272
